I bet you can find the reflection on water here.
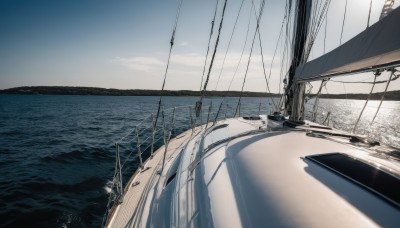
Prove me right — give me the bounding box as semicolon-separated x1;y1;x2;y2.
305;99;400;148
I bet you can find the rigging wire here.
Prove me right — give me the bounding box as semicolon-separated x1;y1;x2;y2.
323;7;328;53
303;0;331;61
200;0;229;99
214;0;245;90
275;2;293;110
278;1;293;109
257;28;278;110
210;0;245;117
283;0;331;107
311;79;328;121
366;0;373;29
154;0;184;129
305;82;314;101
307;0;322;48
272;3;288;97
370;69;397;126
251;0;279;110
195;0;228;122
341;80;348;106
282;0;331;115
352;71;380;134
200;0;220;91
226;5;253;92
234;0;267;116
339;0;348;45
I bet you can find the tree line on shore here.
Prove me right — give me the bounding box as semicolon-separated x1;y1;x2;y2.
1;86;400;100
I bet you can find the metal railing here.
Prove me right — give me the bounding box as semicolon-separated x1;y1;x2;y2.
102;96;398;226
102;99;275;226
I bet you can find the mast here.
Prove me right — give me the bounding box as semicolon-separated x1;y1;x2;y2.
284;0;311;122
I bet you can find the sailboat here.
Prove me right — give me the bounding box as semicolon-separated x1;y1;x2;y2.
104;0;400;227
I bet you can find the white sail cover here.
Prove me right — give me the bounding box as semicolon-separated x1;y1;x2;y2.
295;6;400;82
380;0;395;19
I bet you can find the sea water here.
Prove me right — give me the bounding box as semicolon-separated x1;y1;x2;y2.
0;95;399;227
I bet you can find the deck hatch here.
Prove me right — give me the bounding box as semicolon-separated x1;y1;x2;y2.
307;153;400;207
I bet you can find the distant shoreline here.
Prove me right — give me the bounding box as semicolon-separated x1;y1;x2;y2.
1;86;400;101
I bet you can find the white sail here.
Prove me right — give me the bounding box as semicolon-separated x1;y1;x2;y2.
295;6;400;82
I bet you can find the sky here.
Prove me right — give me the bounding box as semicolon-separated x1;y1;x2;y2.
0;0;399;94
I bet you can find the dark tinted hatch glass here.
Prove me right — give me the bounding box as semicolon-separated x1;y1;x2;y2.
307;153;400;207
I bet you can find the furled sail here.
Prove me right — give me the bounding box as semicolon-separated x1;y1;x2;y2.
294;6;400;82
380;0;395;19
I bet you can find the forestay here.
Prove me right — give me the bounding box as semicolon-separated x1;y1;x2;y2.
295;6;400;82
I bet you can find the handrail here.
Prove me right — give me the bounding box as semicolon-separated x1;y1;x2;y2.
103;101;273;226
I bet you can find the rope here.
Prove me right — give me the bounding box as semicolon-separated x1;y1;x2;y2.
303;0;331;61
263;1;290;111
213;0;261;118
258;29;278;110
322;111;331;126
200;0;220;91
305;82;314;99
370;70;396;126
200;0;229;99
226;3;253;91
214;0;245;90
154;0;184;128
250;0;278;110
366;0;373;29
269;0;287;83
214;3;252;119
323;8;328;53
311;80;327;121
352;71;380;134
195;0;228;121
339;0;348;45
278;1;293;109
283;0;331;110
234;0;266;116
342;79;348;105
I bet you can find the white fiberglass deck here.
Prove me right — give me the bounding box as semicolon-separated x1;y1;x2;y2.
202;130;399;227
106;128;194;228
107;117;400;228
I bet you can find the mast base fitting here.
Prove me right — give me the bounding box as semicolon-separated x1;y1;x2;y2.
283;120;305;128
267;112;285;121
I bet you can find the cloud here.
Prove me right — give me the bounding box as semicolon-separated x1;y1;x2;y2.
115;52;278;72
170;53;205;67
114;57;165;72
113;52;284;92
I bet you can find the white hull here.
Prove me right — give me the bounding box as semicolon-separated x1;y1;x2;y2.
106;117;400;227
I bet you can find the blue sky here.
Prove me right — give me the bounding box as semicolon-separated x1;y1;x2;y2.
0;0;399;94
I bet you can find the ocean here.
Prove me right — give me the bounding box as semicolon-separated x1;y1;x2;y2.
0;95;399;227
